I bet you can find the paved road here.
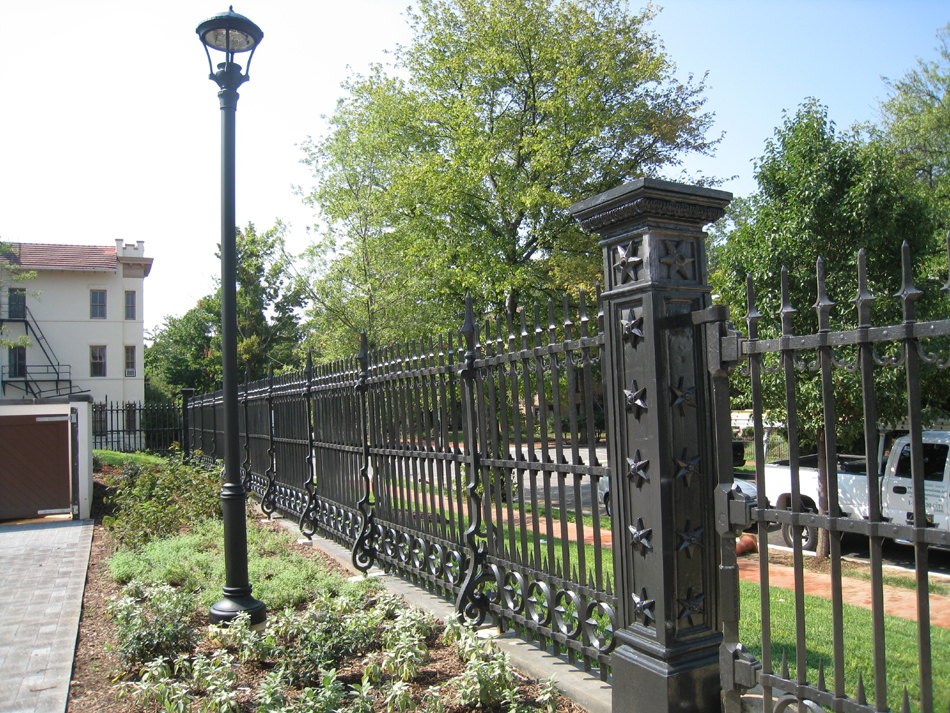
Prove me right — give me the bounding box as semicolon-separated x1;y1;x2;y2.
0;519;92;713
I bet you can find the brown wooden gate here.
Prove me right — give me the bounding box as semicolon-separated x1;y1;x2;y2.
0;413;72;520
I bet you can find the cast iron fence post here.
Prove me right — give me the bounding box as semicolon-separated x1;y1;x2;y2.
570;179;732;713
181;388;195;461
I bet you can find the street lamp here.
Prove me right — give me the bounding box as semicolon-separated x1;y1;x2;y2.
197;7;266;626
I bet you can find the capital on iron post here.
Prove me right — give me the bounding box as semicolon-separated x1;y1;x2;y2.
570;178;732;713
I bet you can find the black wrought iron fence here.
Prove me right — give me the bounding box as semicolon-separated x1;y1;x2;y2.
727;241;950;713
181;179;950;713
186;291;616;677
92;400;182;453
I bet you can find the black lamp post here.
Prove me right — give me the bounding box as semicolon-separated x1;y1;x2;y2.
197;7;266;626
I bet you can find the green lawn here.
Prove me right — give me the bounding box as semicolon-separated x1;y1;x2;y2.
738;579;948;713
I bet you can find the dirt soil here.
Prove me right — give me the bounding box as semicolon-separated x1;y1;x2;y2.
66;468;588;712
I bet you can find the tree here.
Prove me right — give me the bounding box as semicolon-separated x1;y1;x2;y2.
880;24;950;230
0;242;37;350
145;222;302;398
712;100;944;557
300;0;719;347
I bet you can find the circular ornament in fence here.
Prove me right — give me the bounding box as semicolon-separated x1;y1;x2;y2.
502;571;527;614
526;581;552;627
427;543;445;577
553;590;582;638
445;550;464;585
383;528;398;557
397;533;412;563
478;564;503;605
583;600;616;653
411;538;427;569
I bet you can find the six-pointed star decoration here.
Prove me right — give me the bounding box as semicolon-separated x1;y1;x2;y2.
628;517;653;554
626;450;650;486
615;241;643;284
677;587;706;626
632;587;656;622
659;239;694;279
620;310;644;346
673;452;701;488
624;380;648;419
676;519;704;558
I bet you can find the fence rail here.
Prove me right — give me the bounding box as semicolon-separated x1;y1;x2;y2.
92;401;182;453
188;292;616;677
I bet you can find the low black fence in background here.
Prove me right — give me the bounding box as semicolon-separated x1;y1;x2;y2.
92;401;182;453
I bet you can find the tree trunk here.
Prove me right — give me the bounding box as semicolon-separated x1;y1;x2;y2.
816;426;830;559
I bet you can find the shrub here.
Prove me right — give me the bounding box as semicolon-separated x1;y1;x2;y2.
103;453;221;549
109;582;196;668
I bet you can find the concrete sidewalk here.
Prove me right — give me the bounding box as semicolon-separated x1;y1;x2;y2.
0;519;93;713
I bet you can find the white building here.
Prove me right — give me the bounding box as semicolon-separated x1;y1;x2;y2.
0;240;152;404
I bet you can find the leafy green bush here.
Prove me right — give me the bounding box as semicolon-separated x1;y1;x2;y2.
103;453;221;549
109;582;197;668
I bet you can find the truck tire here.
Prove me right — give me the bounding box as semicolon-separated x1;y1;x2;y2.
781;514;818;551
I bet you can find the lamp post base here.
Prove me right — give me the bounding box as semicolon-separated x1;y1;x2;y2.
209;587;267;626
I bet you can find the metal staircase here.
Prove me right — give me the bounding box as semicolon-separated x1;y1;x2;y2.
0;300;87;398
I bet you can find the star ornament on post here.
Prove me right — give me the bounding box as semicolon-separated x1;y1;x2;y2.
628;517;653;555
626;450;650;487
632;588;656;623
615;241;643;284
620;310;644;347
673;451;701;488
677;587;706;626
676;519;704;558
659;239;694;279
623;380;647;420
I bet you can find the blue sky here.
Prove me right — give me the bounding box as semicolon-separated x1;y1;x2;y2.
0;1;946;333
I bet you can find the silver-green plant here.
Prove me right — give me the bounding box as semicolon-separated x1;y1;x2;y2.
420;684;448;713
254;667;292;713
295;669;346;713
383;680;415;713
536;674;561;713
109;582;196;669
116;656;193;713
347;679;375;713
455;650;515;709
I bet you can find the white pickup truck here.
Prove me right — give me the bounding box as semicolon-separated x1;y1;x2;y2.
756;431;950;549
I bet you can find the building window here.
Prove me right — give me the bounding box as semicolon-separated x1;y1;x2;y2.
125;346;136;376
90;290;106;319
125;291;136;320
8;346;25;378
90;346;106;377
8;288;25;319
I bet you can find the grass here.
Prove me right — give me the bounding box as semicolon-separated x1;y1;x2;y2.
109;519;367;610
738;579;949;713
94;449;166;469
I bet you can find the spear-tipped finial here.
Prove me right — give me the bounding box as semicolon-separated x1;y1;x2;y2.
746;273;762;340
780;267;797;337
895;241;923;323
852;249;876;327
814;257;835;332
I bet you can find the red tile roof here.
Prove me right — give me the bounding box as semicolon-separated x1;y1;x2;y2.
0;243;117;272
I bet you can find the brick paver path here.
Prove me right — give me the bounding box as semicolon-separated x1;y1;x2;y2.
0;519;93;713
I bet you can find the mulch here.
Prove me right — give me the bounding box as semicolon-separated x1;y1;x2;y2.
65;468;587;712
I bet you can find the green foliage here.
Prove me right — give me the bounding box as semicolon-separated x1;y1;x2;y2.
109;582;197;668
94;449;166;469
146;221;303;397
537;675;561;713
455;649;517;709
299;0;719;354
880;24;950;231
712;99;946;450
103;455;221;549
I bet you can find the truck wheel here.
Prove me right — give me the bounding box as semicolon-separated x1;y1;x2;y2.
781;517;818;551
